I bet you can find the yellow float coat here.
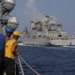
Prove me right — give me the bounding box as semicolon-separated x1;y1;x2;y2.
5;39;16;59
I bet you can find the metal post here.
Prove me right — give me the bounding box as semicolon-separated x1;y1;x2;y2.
18;56;25;75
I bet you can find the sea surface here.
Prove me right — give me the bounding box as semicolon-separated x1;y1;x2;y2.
17;45;75;75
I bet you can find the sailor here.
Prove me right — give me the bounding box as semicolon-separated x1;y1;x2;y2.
4;31;20;75
0;27;13;75
5;27;14;41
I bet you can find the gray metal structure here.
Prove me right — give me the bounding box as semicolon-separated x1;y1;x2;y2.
21;15;75;46
0;0;19;34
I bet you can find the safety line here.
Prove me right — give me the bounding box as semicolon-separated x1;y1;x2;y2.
19;55;40;75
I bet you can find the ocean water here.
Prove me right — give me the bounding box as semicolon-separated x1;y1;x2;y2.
17;45;75;75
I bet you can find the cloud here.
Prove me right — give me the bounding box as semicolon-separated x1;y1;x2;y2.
24;0;44;21
25;0;35;8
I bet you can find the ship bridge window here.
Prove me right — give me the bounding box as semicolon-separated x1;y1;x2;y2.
58;35;62;37
52;30;56;31
38;35;41;37
56;38;60;40
51;38;53;40
72;38;75;39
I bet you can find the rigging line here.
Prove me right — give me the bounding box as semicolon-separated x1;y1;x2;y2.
8;14;12;17
19;55;40;75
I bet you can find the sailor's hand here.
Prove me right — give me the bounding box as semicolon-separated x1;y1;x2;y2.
16;52;19;56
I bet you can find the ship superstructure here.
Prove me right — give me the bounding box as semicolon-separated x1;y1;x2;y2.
21;15;75;46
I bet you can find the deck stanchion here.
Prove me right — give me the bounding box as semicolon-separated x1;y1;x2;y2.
18;55;25;75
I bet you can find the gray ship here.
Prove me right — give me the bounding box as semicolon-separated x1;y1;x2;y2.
21;15;75;46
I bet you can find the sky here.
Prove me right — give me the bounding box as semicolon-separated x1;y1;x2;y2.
10;0;75;36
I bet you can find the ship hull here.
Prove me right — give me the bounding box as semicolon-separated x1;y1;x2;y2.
50;38;75;46
21;36;52;46
21;35;75;47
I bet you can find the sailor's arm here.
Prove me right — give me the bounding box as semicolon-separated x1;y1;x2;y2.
5;37;9;43
11;42;19;56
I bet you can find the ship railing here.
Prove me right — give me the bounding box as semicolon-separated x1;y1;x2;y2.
18;55;25;75
18;55;40;75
